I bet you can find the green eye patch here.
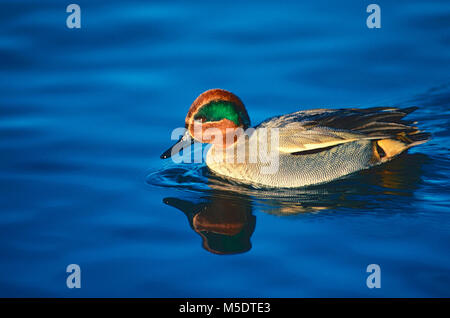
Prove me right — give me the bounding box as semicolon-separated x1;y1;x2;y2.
194;101;242;126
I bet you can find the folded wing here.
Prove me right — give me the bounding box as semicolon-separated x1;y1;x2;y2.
257;106;429;154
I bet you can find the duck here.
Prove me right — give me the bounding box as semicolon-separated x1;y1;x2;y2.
160;88;430;188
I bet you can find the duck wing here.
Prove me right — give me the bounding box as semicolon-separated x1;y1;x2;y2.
257;106;429;154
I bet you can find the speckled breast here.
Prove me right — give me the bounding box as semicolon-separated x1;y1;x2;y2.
206;140;376;188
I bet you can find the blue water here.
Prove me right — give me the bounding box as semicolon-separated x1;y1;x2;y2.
1;0;449;297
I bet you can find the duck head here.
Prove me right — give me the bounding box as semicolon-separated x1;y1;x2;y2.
160;89;251;159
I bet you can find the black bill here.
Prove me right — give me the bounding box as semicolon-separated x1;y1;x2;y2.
160;130;194;159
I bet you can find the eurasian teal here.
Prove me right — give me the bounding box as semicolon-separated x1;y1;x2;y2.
161;89;430;188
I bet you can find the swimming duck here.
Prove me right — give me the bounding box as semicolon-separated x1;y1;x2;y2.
160;89;430;188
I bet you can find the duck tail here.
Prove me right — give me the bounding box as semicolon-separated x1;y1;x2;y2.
366;106;431;162
373;130;431;162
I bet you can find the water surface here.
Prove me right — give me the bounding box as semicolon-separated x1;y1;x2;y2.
0;0;449;297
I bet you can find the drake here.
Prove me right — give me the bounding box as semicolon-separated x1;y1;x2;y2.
160;89;430;188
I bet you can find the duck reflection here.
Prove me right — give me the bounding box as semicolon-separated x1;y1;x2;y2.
159;153;428;254
164;193;255;255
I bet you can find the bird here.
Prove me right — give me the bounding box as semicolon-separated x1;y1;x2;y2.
160;88;430;188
